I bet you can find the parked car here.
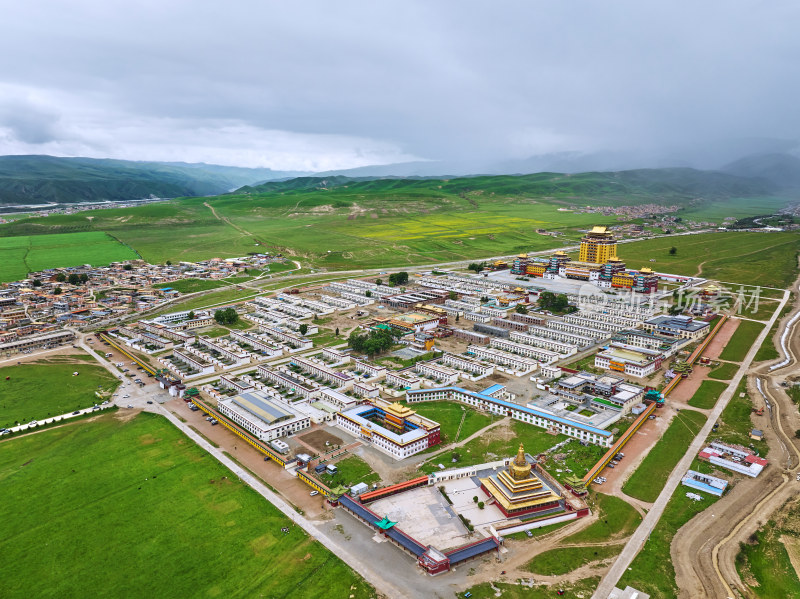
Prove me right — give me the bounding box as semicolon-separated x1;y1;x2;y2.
146;400;153;404
309;491;319;496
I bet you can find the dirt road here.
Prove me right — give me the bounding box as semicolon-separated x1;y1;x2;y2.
593;288;792;599
671;280;800;599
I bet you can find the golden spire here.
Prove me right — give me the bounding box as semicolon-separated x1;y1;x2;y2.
515;443;526;466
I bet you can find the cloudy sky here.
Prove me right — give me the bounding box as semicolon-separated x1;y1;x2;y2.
0;1;797;170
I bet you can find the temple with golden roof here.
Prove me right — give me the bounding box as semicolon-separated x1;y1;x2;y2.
480;444;563;518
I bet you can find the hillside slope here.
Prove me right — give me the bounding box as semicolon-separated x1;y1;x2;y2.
236;168;775;204
0;155;305;205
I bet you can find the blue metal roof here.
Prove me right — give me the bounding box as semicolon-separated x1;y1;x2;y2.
407;387;611;438
481;383;505;395
446;537;499;564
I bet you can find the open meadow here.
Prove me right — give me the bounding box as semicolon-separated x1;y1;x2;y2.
1;173;795;280
614;231;800;288
0;359;120;428
0;412;373;599
622;409;707;502
0;231;139;282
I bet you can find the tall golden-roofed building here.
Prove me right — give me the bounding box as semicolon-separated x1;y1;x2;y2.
479;443;563;517
578;226;617;264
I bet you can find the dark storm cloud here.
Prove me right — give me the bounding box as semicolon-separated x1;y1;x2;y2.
0;1;797;169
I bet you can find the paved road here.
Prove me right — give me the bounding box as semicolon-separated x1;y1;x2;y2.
154;404;415;599
4;403;114;433
592;289;791;599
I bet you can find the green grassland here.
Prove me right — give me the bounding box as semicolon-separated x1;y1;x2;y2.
707;361;739;380
401;400;493;444
564;493;641;544
614;231;800;288
0;361;119;427
622;409;707;502
460;577;601;599
756;300;793;362
737;498;800;598
719;319;766;362
320;455;380;488
0;413;372;599
714;379;769;455
0;170;792;279
688;379;729;409
527;543;624;576
153;278;227;293
421;419;566;474
618;475;722;597
150;286;261;315
0;231;139;282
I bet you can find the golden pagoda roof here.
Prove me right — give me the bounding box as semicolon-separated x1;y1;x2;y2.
590;226;608;233
508;443;533;481
384;401;414;419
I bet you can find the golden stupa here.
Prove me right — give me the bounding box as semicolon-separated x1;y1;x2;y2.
480;443;562;517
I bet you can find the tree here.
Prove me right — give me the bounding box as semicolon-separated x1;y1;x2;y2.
188;310;196;320
669;246;677;255
32;279;42;287
335;327;340;337
515;304;528;314
68;273;81;286
375;278;383;286
481;296;489;303
467;262;484;273
214;307;239;325
449;290;458;300
388;271;409;286
166;260;172;266
299;324;308;336
455;314;460;322
795;429;800;439
123;264;133;271
478;501;485;510
473;496;479;503
55;273;66;282
365;290;372;297
54;287;62;295
79;273;89;284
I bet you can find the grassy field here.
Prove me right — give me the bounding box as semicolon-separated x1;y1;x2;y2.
150;286;261;315
737;498;800;598
153;278;227;293
688;379;729;409
401;400;493;444
715;379;769;456
545;439;608;483
320;455;380;488
421;419;566;474
460;577;601;599
0;169;791;278
0;231;139;282
719;319;766;362
563;493;641;544
615;231;800;288
526;543;624;575
618;476;722;597
755;300;793;362
622;409;707;502
0;413;372;599
707;361;739;380
0;360;119;428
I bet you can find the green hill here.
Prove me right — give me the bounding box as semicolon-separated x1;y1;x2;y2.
236;168;775;204
0;167;790;279
0;155;302;205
